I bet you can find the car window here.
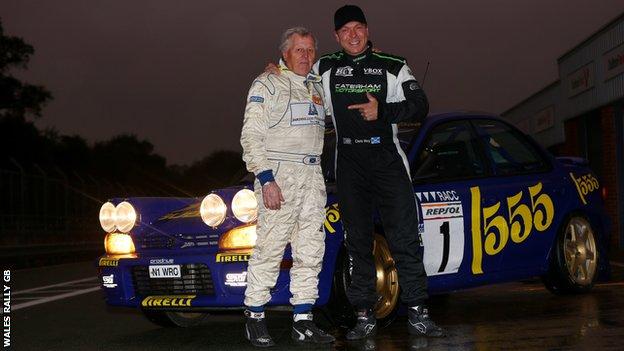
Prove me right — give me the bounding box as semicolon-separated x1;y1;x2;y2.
412;120;486;182
472;119;548;175
396;122;421;154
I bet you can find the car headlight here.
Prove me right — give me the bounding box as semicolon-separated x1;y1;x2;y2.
200;194;227;227
104;233;136;255
232;189;258;223
115;201;137;233
219;225;257;250
99;202;116;233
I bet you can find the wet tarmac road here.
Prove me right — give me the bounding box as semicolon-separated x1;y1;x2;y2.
7;261;624;350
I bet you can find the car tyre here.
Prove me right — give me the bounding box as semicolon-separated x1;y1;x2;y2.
542;215;598;294
142;311;209;328
324;234;399;328
320;246;355;329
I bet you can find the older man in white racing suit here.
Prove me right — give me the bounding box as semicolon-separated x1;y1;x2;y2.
240;27;335;347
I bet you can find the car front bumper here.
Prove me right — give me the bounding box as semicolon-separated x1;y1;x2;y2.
96;252;292;309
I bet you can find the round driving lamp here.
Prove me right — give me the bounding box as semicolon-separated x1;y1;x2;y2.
232;189;258;223
99;202;116;233
115;201;137;233
200;194;227;227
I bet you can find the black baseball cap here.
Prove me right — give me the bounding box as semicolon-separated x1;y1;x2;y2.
334;5;367;31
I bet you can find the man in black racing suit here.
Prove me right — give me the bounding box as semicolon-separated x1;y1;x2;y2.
315;5;445;339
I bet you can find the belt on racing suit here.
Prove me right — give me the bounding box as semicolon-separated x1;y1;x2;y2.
338;136;392;146
266;150;321;165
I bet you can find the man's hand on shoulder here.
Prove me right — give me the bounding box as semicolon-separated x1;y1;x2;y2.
264;62;280;75
262;181;285;210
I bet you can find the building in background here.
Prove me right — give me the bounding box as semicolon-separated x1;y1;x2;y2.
502;12;624;250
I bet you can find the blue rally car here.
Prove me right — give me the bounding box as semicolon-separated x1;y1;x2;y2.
97;112;610;327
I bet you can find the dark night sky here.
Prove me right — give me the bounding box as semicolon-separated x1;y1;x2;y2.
2;1;623;165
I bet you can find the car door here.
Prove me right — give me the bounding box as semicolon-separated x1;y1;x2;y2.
470;118;558;276
410;119;498;290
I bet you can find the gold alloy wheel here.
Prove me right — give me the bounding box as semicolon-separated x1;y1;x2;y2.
373;234;399;319
563;217;597;286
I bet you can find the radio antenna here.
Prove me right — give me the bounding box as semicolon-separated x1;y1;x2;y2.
421;61;430;88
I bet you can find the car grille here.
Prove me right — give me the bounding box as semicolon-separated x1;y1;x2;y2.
139;233;176;249
132;264;214;295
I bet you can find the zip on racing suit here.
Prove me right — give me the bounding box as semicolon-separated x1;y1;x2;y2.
241;61;327;308
314;43;429;310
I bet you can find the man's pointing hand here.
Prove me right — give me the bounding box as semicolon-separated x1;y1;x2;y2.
348;92;378;121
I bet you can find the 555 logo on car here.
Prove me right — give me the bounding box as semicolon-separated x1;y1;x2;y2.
470;182;554;274
570;172;600;205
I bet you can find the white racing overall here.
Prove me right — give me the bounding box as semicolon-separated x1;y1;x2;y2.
240;63;327;307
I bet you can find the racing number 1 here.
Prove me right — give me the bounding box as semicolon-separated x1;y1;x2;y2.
438;221;450;272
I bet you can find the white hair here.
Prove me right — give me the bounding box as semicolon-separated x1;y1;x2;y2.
279;27;317;53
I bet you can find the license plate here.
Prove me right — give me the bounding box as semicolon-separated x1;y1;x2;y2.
148;265;181;278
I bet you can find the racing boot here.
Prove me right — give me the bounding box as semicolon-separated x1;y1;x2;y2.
346;309;377;340
244;310;275;347
291;313;335;344
407;305;445;337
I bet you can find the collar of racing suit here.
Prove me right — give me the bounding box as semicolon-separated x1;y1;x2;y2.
342;41;373;63
278;59;321;83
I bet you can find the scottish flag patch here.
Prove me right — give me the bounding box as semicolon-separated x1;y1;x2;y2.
249;96;264;103
371;137;381;144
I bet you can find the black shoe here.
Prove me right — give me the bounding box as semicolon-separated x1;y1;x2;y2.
244;310;275;347
291;313;335;344
407;305;445;337
346;309;377;340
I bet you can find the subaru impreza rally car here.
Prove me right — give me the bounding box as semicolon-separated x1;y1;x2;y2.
97;112;610;327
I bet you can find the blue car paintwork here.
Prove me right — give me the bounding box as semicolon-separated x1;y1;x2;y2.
98;112;610;310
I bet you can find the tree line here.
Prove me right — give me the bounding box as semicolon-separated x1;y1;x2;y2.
0;18;246;197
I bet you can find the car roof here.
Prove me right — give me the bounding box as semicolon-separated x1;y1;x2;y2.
325;111;506;132
425;111;503;123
